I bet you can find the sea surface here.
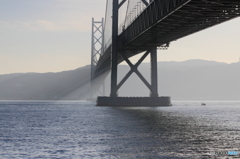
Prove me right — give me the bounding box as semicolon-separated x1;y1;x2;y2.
0;101;240;159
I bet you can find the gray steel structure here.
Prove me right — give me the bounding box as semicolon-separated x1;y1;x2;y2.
91;18;104;79
91;0;240;104
119;0;240;52
90;18;105;98
109;0;160;98
94;0;240;78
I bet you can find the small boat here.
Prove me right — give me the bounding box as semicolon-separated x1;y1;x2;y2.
201;103;206;106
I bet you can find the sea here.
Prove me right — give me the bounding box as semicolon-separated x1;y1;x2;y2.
0;100;240;159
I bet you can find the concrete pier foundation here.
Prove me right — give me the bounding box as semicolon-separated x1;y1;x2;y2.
97;96;171;107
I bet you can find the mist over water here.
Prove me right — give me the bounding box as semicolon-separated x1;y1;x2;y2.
0;101;239;158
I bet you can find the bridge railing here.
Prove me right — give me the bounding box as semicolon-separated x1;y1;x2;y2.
118;0;149;35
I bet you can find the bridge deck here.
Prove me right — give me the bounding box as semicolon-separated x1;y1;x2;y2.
119;0;240;53
94;0;240;78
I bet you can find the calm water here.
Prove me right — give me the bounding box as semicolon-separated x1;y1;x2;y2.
0;101;240;159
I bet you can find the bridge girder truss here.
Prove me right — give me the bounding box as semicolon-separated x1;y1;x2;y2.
118;0;240;53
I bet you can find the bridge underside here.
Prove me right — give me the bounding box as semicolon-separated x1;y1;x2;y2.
119;0;240;53
94;0;240;77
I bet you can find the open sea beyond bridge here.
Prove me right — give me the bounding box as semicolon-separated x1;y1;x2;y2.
0;101;240;158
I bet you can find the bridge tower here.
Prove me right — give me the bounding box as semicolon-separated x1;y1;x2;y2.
89;18;105;100
97;0;171;106
111;0;159;98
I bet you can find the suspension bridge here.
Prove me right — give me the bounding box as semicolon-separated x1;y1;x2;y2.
90;0;240;106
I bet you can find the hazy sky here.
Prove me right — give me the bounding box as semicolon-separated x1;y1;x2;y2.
0;0;239;74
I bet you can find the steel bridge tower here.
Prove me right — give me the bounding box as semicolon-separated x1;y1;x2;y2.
89;18;106;100
96;0;171;106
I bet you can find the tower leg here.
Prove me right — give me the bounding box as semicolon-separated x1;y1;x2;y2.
90;18;94;99
110;0;119;97
150;47;158;97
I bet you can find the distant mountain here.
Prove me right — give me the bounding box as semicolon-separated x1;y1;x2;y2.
0;73;23;83
0;60;240;101
0;66;91;100
155;59;227;71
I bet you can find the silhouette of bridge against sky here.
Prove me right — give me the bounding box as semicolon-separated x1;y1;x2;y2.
90;0;240;106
